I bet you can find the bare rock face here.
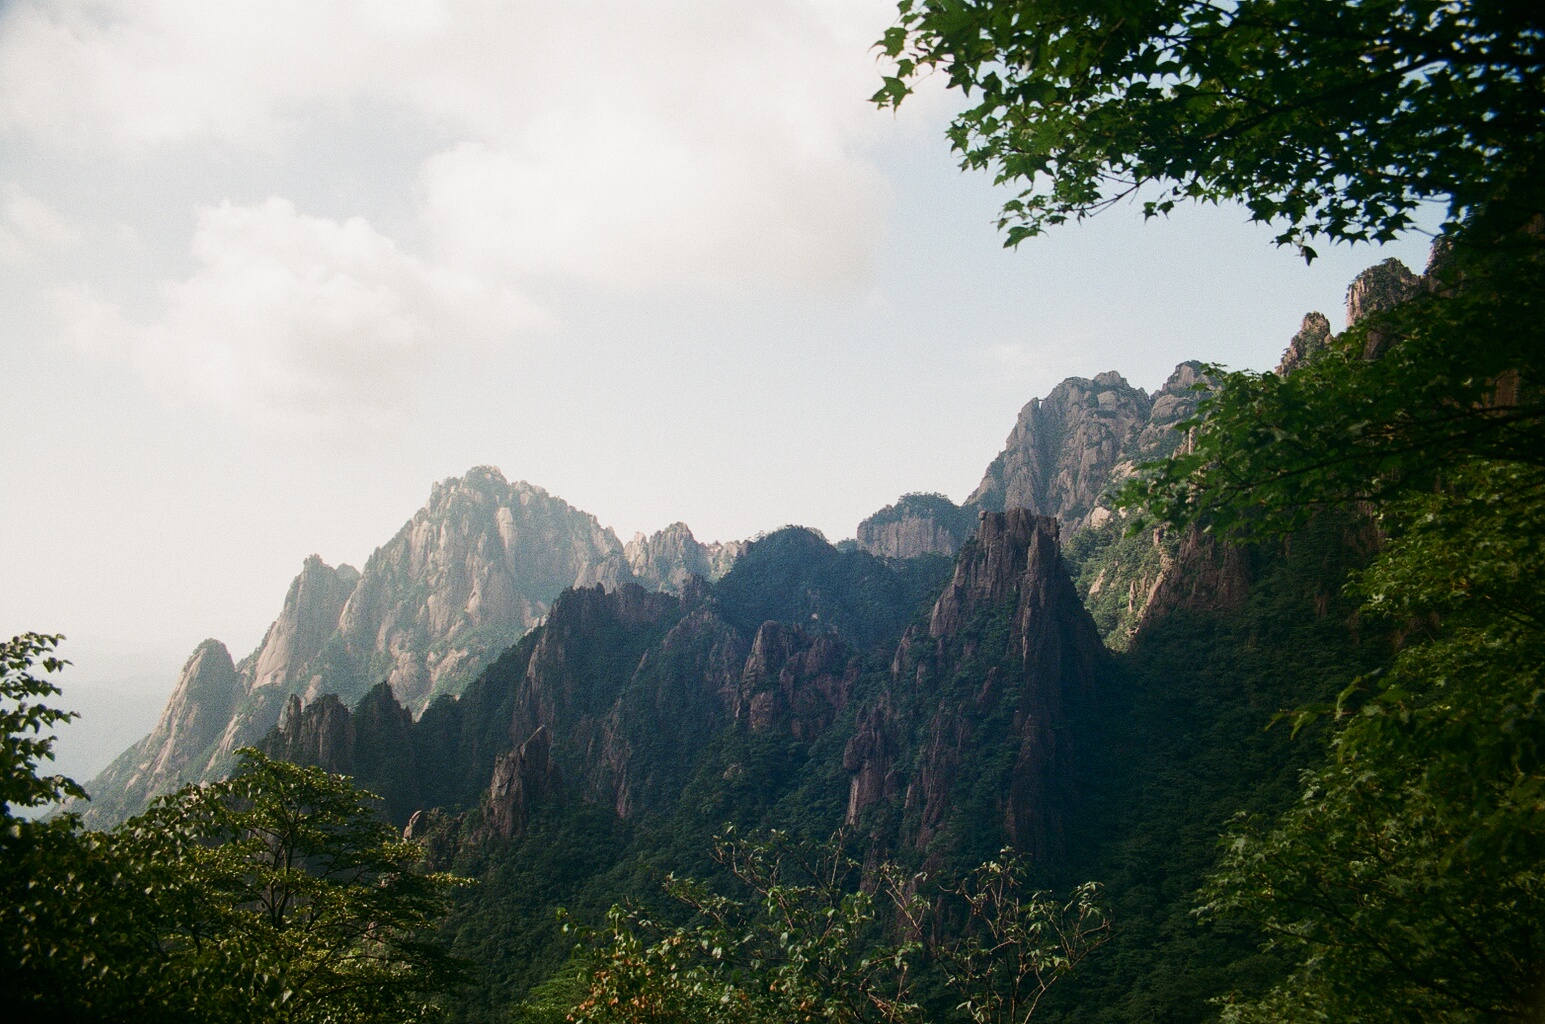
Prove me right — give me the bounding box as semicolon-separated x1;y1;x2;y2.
251;556;360;694
624;522;745;594
1140;525;1253;625
843;696;902;824
486;725;558;839
77;639;240;824
1346;257;1422;328
737;622;858;741
856;493;976;559
335;467;632;713
266;693;355;775
969;366;1204;533
1277;312;1333;375
83;467;638;827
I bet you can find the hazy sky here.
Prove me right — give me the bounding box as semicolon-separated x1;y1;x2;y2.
0;0;1436;774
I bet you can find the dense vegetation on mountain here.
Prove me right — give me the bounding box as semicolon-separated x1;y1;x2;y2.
880;2;1543;1019
224;500;1384;1024
8;4;1539;1021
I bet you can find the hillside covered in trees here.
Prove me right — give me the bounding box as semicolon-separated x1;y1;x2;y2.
5;0;1541;1021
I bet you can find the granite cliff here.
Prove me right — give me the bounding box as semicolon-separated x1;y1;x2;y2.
967;363;1205;534
623;522;745;594
78;468;637;826
855;493;977;559
259;512;1106;875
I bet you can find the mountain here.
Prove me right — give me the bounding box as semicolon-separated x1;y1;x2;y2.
623;522;745;594
77;468;638;826
257;513;1110;1009
969;363;1205;532
257;492;1378;1024
855;492;978;559
261;527;965;834
845;510;1108;863
70;253;1427;1021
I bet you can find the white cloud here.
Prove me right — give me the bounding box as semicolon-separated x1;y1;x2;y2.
0;182;80;264
57;197;545;427
0;0;429;150
0;0;903;292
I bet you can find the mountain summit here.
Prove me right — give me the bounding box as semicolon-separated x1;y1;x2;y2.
77;468;638;826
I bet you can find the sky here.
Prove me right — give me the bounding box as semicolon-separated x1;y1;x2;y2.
0;0;1438;780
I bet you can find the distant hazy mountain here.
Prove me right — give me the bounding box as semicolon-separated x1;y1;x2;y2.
624;522;746;594
76;468;646;826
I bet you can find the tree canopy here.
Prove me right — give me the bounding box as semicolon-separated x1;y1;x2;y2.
1;640;463;1023
877;0;1544;255
880;2;1544;1021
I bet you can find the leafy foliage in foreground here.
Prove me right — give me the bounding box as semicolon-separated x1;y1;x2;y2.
1;645;463;1024
556;830;1108;1024
876;0;1544;254
1201;465;1545;1022
877;2;1544;1017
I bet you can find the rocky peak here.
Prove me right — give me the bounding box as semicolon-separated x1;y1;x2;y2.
968;373;1152;532
1277;312;1333;375
82;469;649;828
1345;257;1421;328
737;622;858;740
847;510;1107;861
624;522;745;594
266;693;355;775
856;493;976;559
251;555;359;693
136;639;239;790
332;468;633;713
929;511;1059;640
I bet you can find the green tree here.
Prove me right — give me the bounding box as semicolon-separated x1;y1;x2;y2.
1;639;464;1024
905;851;1109;1024
876;0;1543;252
0;632;83;816
878;2;1543;1020
116;749;468;1023
557;830;1107;1024
1197;463;1545;1023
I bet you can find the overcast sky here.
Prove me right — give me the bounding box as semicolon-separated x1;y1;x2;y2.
0;0;1436;775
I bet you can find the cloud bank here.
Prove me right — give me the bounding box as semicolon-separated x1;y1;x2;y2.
60;198;544;428
2;0;901;419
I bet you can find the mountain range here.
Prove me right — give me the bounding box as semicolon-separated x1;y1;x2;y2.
77;348;1214;829
69;255;1424;1021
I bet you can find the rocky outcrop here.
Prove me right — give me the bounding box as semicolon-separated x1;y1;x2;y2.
847;511;1108;862
487;725;559;839
624;522;745;594
1139;526;1253;627
843;696;902;824
1346;257;1422;328
738;623;858;741
251;556;360;694
856;493;976;559
1277;312;1333;375
198;556;362;793
251;530;936;839
969;365;1204;533
77;639;240;824
266;693;355;774
81;467;640;827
